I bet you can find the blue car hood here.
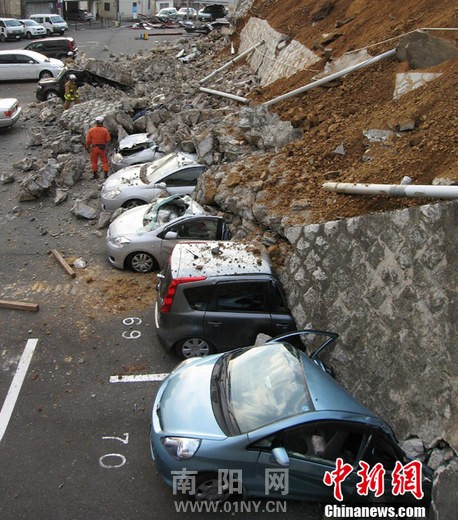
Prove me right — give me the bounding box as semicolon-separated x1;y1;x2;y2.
159;356;226;439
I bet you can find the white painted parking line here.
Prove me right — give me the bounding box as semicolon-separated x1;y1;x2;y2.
109;373;169;383
0;338;38;443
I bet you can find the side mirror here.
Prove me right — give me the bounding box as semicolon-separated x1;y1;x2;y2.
270;447;290;467
164;231;178;240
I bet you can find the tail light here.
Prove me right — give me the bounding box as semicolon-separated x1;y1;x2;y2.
160;276;206;313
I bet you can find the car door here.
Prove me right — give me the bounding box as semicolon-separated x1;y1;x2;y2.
160;166;205;195
0;53;16;80
269;280;297;336
15;53;39;80
157;216;225;266
203;280;273;351
251;421;365;501
358;429;431;503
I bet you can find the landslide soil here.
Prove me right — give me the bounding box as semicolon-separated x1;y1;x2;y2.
235;0;458;223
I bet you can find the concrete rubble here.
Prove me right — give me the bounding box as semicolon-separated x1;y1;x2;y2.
11;34;299;215
4;19;457;513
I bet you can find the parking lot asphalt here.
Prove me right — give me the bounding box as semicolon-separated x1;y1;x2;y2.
0;26;323;520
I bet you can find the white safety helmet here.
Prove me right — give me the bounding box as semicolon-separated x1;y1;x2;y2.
67;51;74;56
95;116;104;124
69;74;76;80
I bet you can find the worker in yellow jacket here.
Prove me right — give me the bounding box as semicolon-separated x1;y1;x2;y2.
63;74;80;110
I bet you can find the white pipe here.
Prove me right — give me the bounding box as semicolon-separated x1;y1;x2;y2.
322;182;458;200
200;40;265;85
263;48;397;108
199;87;249;104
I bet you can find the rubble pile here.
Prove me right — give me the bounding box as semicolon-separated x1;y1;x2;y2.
11;33;300;216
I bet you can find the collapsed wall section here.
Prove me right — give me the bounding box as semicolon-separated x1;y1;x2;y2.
238;17;320;86
280;200;457;451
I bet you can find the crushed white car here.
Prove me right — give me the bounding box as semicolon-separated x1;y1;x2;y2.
111;133;166;172
106;194;230;273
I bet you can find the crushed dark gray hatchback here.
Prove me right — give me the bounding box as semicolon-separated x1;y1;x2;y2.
154;241;296;358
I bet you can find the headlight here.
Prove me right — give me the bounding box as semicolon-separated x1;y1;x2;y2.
112;153;123;163
110;236;131;247
102;188;121;199
161;437;201;460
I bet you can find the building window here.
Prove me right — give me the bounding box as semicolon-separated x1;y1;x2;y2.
104;3;111;11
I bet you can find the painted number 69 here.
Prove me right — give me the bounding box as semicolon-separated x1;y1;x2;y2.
122;317;142;339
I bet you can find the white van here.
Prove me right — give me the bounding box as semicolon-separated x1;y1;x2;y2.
29;14;68;36
0;18;25;41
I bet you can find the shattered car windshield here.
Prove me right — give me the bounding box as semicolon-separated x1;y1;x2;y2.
141;195;191;231
142;154;187;185
212;344;313;435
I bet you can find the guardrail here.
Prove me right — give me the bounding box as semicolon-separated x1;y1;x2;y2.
67;19;117;31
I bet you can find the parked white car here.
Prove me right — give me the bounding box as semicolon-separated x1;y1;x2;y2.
100;152;206;212
0;98;21;128
29;14;68;35
0;50;64;81
156;8;179;20
0;18;25;41
18;19;47;39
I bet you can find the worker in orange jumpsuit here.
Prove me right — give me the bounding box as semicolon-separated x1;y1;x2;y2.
85;116;111;179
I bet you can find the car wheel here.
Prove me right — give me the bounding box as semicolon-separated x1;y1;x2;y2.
194;473;232;502
39;70;53;79
26;32;32;39
122;199;147;210
176;338;214;359
45;90;59;100
46;29;52;36
0;34;5;42
126;252;158;273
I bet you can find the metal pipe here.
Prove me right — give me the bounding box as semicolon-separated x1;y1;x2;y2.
199;40;265;85
263;48;397;108
322;182;458;200
199;87;249;104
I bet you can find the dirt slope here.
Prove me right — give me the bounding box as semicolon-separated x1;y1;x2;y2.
236;0;457;223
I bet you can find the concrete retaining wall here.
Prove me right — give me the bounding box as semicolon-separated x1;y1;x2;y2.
279;200;457;451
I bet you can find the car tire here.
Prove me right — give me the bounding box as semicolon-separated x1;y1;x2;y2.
26;32;32;39
126;252;158;273
45;90;59;100
0;34;5;42
176;338;214;359
194;473;232;502
122;199;147;210
39;70;53;79
46;29;52;36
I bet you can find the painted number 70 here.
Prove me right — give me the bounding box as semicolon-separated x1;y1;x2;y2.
99;433;129;469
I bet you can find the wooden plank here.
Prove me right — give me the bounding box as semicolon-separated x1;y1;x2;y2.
50;249;76;278
0;300;39;312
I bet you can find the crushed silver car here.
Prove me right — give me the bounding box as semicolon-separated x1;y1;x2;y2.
101;151;206;212
111;133;166;172
106;194;230;273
